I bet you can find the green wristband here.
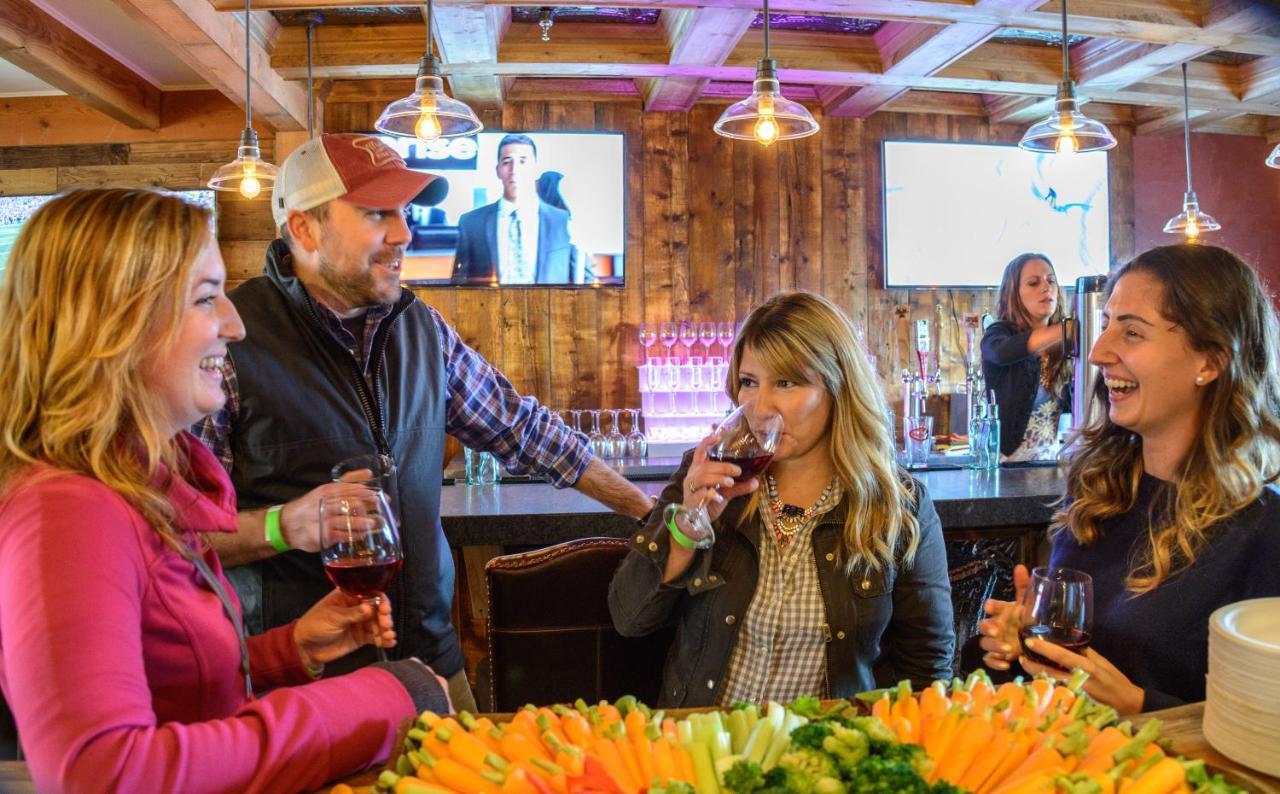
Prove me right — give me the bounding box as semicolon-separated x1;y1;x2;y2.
665;510;698;550
264;505;291;553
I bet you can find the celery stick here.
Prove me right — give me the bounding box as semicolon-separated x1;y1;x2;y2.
687;740;721;794
728;709;750;754
741;719;775;765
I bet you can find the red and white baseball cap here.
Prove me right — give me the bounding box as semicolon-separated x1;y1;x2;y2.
271;133;441;228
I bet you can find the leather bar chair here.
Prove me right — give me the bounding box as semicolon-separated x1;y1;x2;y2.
947;556;1000;676
485;537;674;712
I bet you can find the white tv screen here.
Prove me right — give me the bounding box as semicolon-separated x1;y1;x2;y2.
882;140;1111;288
373;131;626;288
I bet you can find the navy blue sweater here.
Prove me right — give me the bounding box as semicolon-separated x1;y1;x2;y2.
1050;474;1280;711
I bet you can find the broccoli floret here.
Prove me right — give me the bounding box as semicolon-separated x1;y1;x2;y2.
788;720;837;751
723;759;768;794
844;755;931;794
776;749;847;794
848;717;897;750
821;725;869;772
874;742;934;780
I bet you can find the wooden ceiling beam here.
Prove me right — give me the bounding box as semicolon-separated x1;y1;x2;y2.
209;0;1278;56
638;6;754;112
0;0;161;129
1241;55;1280;102
823;0;1045;118
107;0;307;131
429;3;510;107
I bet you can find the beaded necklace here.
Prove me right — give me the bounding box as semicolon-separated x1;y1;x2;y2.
765;474;835;546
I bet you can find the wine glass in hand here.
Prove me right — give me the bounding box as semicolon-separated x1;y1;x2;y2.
1019;566;1093;670
664;401;783;549
320;490;402;662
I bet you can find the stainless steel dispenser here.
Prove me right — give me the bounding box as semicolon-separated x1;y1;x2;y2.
1072;275;1108;429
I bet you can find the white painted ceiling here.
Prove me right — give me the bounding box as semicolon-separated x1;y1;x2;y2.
1;0;208;95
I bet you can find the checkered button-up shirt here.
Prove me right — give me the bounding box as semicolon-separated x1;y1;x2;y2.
719;486;843;706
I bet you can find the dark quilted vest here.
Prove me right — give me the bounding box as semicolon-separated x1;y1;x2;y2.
226;240;458;675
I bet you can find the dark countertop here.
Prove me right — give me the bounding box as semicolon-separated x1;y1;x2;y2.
441;464;1066;546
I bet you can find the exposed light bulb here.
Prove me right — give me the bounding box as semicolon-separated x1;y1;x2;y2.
754;114;779;146
415;111;442;142
239;174;261;199
1056;133;1078;155
239;160;261;198
1185;215;1200;240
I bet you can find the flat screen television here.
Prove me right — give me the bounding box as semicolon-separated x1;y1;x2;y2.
882;140;1110;289
371;131;626;288
0;189;216;288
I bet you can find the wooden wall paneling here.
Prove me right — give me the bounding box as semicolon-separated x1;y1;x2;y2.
0;167;56;195
55;164;208;191
819;116;867;357
217;191;278;241
792;120;824;296
685;104;731;319
754;145;782;300
642;112;677;322
1108;124;1136;266
668;114;692;319
864;113;904;391
221;239;269;283
0;144;128;169
731;136;758;321
127;140;271;165
597;101;644;411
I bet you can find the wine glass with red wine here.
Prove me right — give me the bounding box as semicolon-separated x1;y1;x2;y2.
1018;566;1093;669
319;490;402;662
663;401;783;549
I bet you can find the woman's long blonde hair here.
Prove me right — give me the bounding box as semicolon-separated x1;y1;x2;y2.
728;292;921;573
0;188;214;554
1056;244;1280;593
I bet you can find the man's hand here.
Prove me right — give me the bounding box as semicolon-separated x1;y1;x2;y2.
280;482;382;552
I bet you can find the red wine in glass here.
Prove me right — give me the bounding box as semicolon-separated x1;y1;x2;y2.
1019;624;1091;668
708;451;774;482
1018;566;1093;672
325;557;403;600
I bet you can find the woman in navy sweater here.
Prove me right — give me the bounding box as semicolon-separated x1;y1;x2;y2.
978;244;1280;713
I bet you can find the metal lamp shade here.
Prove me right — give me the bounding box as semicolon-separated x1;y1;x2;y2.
208;132;278;199
1163;192;1221;240
713;63;819;144
1019;93;1117;154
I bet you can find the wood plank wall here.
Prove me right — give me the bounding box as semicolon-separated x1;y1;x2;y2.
0;92;1135;410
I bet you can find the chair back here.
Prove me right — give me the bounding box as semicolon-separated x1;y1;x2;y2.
486;537;673;711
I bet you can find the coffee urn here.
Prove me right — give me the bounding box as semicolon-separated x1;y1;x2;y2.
1072;275;1108;429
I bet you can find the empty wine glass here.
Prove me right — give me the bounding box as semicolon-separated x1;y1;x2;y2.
605;409;627;459
625;408;647;458
680;321;700;365
587;409;607;458
639;322;659;364
566;409;584;435
659;321;679;364
664;401;783;549
717;320;736;361
1019;566;1094;670
319;490;401;662
699;322;719;364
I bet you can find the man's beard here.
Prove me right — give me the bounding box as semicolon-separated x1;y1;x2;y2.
317;250;402;310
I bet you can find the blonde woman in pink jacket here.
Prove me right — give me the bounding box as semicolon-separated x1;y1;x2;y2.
0;189;448;793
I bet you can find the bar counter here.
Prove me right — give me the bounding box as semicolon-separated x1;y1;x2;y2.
441;464;1067;546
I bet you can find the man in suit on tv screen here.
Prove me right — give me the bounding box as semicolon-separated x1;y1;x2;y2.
452;134;583;285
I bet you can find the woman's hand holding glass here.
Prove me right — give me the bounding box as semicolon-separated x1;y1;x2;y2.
293;588;396;671
979;564;1145;714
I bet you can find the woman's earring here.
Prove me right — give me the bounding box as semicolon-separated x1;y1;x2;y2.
1195;375;1206;386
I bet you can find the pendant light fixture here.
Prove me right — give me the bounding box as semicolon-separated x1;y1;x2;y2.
1018;0;1116;155
1163;62;1220;241
713;0;819;146
208;0;278;199
1266;141;1280;169
374;0;483;141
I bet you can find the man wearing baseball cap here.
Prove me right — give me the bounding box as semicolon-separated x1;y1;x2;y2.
195;133;653;710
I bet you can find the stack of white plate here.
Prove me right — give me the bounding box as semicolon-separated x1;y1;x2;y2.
1204;597;1280;776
